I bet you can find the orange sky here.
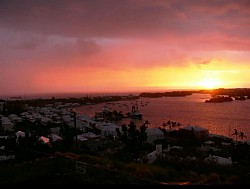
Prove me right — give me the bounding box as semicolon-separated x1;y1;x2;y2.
0;0;250;96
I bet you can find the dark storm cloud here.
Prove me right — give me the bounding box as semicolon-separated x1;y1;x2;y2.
0;0;249;39
0;29;101;67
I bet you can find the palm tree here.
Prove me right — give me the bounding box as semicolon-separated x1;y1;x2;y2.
239;131;247;141
167;120;171;125
232;129;239;142
144;120;150;126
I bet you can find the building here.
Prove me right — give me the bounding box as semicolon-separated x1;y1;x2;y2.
181;125;209;139
204;155;233;166
146;128;164;143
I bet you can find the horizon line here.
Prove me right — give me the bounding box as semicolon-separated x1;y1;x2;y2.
1;87;250;99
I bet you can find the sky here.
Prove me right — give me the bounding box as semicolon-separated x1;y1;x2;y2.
0;0;250;96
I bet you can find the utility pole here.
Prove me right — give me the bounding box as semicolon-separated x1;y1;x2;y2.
71;109;78;152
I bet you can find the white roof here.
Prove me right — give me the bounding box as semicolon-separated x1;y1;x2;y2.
81;132;98;139
8;114;19;118
164;145;183;152
182;125;208;132
16;131;25;138
198;146;220;152
99;122;119;131
204;140;215;145
50;133;63;142
77;134;88;142
1;117;11;123
221;142;231;146
244;140;250;145
0;136;8;139
145;150;160;163
146;128;164;136
0;146;5;150
205;155;232;165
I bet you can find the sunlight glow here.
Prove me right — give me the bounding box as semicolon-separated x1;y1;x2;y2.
198;78;222;89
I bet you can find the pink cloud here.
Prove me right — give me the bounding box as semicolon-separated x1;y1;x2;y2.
0;0;250;95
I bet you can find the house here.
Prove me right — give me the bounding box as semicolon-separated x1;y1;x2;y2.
163;144;183;152
0;154;15;161
1;117;14;131
204;155;233;166
146;128;164;143
203;140;215;146
77;134;88;142
16;130;26;143
144;144;163;163
80;132;99;140
8;114;22;123
76;134;89;149
97;122;120;138
181;125;209;139
50;133;63;142
198;145;220;152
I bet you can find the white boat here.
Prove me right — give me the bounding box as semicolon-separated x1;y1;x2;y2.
129;111;142;119
128;105;142;119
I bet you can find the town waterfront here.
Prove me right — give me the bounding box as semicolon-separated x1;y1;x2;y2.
73;93;250;140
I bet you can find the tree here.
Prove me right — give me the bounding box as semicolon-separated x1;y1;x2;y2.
232;129;239;142
2;101;8;116
116;121;148;161
60;121;75;151
239;131;247;141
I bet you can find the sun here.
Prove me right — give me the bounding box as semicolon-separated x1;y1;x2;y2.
199;78;222;89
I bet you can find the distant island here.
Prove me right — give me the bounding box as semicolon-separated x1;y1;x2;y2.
205;96;234;103
139;91;193;98
198;88;250;99
2;88;250;108
200;88;250;103
139;88;250;103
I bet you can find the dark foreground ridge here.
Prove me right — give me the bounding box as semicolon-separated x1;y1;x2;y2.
0;153;159;185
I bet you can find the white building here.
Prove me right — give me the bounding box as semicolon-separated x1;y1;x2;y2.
144;144;163;163
181;125;209;139
0;155;15;161
163;144;183;152
16;131;26;142
8;114;22;123
1;117;14;131
97;122;120;138
50;133;63;142
80;132;99;140
146;128;164;143
204;155;233;166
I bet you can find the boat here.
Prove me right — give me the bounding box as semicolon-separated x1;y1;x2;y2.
102;105;111;113
127;105;142;120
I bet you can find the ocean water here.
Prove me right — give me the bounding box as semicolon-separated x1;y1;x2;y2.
73;93;250;140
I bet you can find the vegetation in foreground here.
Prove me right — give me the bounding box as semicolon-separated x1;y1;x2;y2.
1;147;250;185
